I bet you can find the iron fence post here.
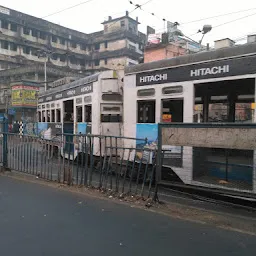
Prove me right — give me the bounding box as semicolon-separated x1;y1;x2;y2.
3;117;8;169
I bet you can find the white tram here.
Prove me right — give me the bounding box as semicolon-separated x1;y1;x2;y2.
37;70;123;159
123;42;256;192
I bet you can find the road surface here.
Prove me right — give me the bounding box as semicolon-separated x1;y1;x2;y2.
0;176;255;256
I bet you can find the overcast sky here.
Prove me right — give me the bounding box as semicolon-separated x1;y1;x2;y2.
1;0;256;45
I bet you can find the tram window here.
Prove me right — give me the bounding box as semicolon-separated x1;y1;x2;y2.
47;110;50;122
235;103;253;122
137;100;155;123
42;111;46;122
76;98;82;104
137;89;155;97
84;96;92;103
101;114;122;123
162;99;183;123
76;106;83;122
38;112;42;122
208;103;228;122
64;100;74;122
51;109;55;122
56;109;61;122
85;105;92;122
162;86;183;95
102;94;122;101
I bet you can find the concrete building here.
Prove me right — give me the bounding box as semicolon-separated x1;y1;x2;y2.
0;5;146;115
144;42;186;63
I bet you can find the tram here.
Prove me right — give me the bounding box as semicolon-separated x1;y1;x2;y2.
123;42;256;191
37;70;123;159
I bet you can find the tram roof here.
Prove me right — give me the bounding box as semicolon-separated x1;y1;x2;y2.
125;42;256;75
40;73;100;97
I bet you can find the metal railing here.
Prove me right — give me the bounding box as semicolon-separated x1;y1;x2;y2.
1;131;157;199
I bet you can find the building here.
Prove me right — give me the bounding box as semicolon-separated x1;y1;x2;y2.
0;5;146;114
143;22;201;63
144;42;186;63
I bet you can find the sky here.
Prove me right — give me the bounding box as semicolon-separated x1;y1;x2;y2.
1;0;256;46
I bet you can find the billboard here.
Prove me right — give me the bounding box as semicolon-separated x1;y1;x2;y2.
11;85;39;108
147;33;162;45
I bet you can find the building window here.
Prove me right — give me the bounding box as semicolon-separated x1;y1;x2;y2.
1;20;8;29
79;59;85;66
23;46;30;54
52;35;57;43
31;48;38;56
60;38;65;45
88;45;92;51
80;44;86;50
23;27;30;35
104;59;108;65
94;60;100;66
39;31;46;40
120;20;125;27
129;44;136;51
94;43;100;50
10;23;17;32
104;41;108;48
70;56;77;64
32;29;37;37
1;40;9;50
70;41;77;48
51;53;58;60
59;55;66;62
104;25;108;32
137;100;155;123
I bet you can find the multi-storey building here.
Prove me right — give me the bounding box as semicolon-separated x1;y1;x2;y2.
0;5;146;114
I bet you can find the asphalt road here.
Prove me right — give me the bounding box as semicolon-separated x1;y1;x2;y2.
0;176;255;256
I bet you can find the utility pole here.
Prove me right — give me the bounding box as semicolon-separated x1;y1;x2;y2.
44;58;47;91
4;89;9;119
37;50;52;91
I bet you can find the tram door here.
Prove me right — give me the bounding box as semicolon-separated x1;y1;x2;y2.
161;99;184;168
63;100;74;154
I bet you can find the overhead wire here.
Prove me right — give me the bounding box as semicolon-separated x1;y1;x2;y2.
189;11;256;37
181;7;256;25
107;0;154;30
41;0;95;19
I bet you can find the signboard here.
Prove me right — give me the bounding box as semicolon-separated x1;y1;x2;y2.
147;34;162;45
161;126;256;150
136;55;256;86
38;83;93;103
8;108;16;115
0;6;10;15
11;85;39;108
50;77;76;88
162;114;172;122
